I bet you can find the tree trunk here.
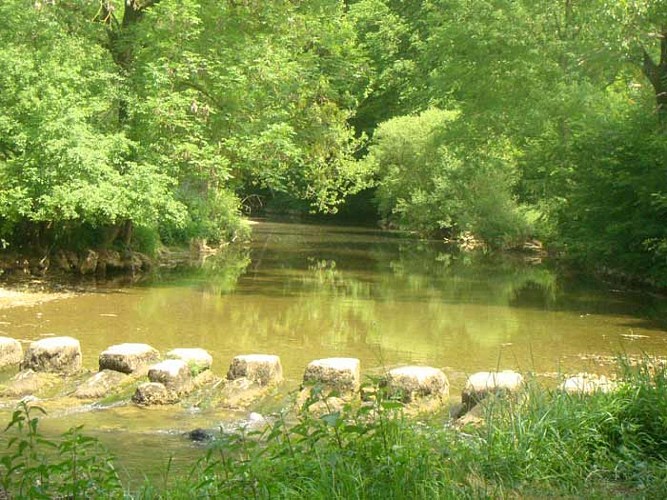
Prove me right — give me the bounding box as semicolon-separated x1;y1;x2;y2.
642;29;667;123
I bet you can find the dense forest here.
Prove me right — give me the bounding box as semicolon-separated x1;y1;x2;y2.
1;0;666;282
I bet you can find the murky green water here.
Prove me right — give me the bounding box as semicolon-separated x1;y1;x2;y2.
2;220;667;479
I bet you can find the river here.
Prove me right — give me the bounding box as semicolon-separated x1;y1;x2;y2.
2;220;667;481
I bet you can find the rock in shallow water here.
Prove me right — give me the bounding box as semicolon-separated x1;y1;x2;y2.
166;348;212;374
0;337;22;369
385;366;449;403
560;373;616;395
462;370;524;409
148;359;193;394
132;382;178;405
303;357;361;393
99;343;159;374
22;336;82;374
73;369;130;399
227;354;283;386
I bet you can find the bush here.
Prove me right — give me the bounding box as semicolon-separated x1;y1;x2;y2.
366;109;530;248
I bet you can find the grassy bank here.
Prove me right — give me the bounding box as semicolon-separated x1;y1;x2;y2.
3;361;667;499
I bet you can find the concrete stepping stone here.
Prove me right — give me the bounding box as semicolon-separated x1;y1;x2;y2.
385;366;449;402
462;370;524;408
0;337;22;369
303;357;361;393
560;373;616;395
22;336;82;374
148;359;193;394
99;343;159;374
166;348;212;374
227;354;283;386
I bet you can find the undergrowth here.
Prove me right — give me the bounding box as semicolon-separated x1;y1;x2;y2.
2;360;667;498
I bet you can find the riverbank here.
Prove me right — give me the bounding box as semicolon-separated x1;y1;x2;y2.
2;359;666;498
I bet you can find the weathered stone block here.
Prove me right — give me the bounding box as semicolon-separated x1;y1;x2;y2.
462;370;524;408
227;354;283;386
22;336;82;374
99;343;159;374
166;348;213;374
560;373;616;395
0;337;22;369
385;366;449;403
148;359;193;394
73;369;130;399
132;382;177;406
303;357;361;393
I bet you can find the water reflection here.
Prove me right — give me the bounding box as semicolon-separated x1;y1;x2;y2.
1;220;667;477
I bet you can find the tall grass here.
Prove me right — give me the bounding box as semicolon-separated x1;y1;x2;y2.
3;360;667;498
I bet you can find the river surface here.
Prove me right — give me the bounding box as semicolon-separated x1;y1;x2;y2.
2;220;667;480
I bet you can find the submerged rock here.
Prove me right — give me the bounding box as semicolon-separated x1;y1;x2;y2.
462;370;524;409
166;348;213;374
0;369;60;397
303;357;361;394
99;343;160;374
73;369;130;399
227;354;283;386
187;428;214;442
0;337;22;369
22;336;82;374
384;366;450;403
148;359;194;395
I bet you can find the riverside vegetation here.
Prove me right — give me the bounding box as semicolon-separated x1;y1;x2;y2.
2;360;667;498
1;1;667;284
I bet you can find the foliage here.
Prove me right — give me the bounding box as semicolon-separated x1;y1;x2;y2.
0;402;123;499
366;108;529;247
554;110;667;284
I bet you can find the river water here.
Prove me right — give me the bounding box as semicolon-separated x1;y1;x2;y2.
2;220;667;480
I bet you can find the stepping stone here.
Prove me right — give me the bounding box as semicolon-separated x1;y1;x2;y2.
303;357;360;393
22;336;82;374
560;373;616;395
0;337;22;369
227;354;283;386
462;370;524;408
132;382;177;406
385;366;450;403
166;348;212;374
148;359;193;394
73;369;130;399
99;343;159;374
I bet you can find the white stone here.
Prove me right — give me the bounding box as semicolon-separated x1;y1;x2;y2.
462;370;524;408
227;354;283;386
303;357;361;393
148;359;193;393
166;348;212;373
560;374;616;395
22;336;82;374
386;366;449;402
99;343;159;374
0;336;23;368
